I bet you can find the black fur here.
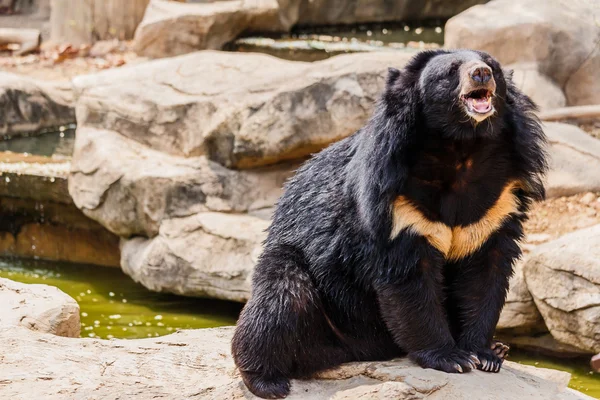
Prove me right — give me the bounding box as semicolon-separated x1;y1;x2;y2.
232;49;547;399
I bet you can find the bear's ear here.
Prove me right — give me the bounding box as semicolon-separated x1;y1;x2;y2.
386;67;402;87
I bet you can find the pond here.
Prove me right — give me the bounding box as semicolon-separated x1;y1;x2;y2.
0;126;76;158
0;257;598;397
0;257;241;339
227;21;444;62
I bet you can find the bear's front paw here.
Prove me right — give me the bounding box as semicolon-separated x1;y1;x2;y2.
475;341;510;373
410;347;480;373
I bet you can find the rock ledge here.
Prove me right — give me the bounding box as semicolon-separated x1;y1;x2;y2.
0;279;593;400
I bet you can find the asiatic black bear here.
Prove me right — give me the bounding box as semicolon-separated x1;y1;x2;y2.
232;49;547;399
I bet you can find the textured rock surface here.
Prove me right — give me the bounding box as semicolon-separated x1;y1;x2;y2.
508;63;566;110
0;221;120;267
120;212;268;302
72;50;412;169
524;225;600;353
69;127;292;238
544;122;600;198
133;0;284;58
445;0;600;106
497;260;545;333
0;72;75;136
0;278;590;399
0;154;120;266
0;277;80;337
0;323;591;400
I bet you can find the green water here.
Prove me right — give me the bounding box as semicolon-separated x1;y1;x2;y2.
228;22;444;62
0;126;76;158
290;21;445;45
0;258;241;339
510;350;600;398
0;258;598;397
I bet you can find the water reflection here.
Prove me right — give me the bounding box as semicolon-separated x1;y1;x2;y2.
0;126;76;158
228;22;445;62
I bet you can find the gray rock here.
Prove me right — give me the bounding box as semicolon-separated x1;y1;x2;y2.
497;260;546;334
507;63;566;110
120;212;267;302
68;127;293;237
524;224;600;353
445;0;600;106
0;72;75;136
0;323;591;400
545;122;600;198
0;277;80;337
133;0;285;58
72;50;412;169
2;278;586;399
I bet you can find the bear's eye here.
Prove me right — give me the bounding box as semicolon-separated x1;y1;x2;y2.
448;62;460;76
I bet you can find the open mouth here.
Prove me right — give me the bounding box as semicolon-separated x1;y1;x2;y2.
461;89;493;115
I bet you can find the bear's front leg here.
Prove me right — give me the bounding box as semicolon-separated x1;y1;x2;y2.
445;224;521;373
375;241;479;373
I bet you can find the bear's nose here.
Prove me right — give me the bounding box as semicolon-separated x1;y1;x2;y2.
470;66;492;84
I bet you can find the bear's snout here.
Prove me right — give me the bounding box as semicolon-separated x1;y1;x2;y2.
470;65;492;84
459;61;497;121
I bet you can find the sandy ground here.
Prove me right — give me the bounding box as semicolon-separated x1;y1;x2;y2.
0;41;145;81
524;192;600;250
578;122;600;140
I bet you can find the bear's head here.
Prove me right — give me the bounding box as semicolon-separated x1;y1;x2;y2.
385;49;516;141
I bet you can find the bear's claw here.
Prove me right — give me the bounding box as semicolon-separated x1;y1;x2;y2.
411;347;477;374
491;341;510;359
473;340;509;373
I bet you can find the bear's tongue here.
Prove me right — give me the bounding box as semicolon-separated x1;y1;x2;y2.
468;96;492;113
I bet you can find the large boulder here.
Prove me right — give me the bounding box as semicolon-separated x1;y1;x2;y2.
133;0;285;58
497;260;545;334
0;324;591;399
68;127;291;238
0;278;590;399
120;212;267;302
0;277;79;337
0;72;75;137
507;63;566;110
524;225;600;353
72;50;412;169
544;122;600;198
445;0;600;106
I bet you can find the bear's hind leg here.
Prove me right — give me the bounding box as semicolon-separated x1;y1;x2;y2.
232;244;352;399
